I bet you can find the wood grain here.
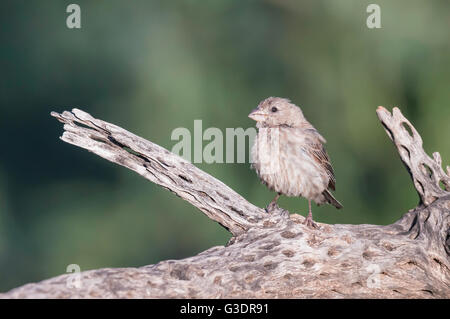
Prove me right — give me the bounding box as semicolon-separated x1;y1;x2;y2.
50;109;271;236
1;107;448;298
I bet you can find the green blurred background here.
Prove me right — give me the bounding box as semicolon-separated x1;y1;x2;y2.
1;0;449;292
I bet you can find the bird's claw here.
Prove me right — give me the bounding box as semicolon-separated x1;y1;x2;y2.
265;202;279;213
303;216;319;229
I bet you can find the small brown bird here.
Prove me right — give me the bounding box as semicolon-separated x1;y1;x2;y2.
249;97;343;228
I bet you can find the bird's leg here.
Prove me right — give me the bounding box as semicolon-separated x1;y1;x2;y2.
265;193;281;213
303;200;319;229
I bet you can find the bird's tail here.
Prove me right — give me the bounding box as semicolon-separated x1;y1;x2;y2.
323;190;343;209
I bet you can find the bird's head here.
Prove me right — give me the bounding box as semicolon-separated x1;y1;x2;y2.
248;97;305;127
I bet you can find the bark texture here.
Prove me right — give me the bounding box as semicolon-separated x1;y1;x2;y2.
1;106;449;298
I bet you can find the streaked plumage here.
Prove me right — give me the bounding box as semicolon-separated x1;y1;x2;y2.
249;97;342;227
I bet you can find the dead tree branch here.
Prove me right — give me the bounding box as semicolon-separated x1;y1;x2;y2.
377;106;450;205
50;109;270;236
1;106;449;299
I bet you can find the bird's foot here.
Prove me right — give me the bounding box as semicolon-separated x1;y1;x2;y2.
303;216;319;229
265;201;280;213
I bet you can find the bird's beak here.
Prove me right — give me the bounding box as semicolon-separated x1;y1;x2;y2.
248;108;267;122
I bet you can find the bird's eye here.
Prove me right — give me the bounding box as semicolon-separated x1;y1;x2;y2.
271;107;278;113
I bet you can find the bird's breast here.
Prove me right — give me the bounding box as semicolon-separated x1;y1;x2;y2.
251;127;328;199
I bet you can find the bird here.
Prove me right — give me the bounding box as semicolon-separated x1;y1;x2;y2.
248;97;343;228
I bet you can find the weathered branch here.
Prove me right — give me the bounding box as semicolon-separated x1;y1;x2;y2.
1;107;449;299
377;106;450;205
49;109;271;237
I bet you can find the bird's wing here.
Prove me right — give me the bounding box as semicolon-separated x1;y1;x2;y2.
304;130;336;191
304;128;327;144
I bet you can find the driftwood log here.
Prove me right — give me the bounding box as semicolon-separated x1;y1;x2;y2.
1;107;449;298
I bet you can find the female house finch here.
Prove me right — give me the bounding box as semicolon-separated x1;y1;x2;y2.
249;97;343;228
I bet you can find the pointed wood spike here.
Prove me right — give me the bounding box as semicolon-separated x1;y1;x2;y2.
392;107;404;121
376;106;388;115
433;152;442;166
